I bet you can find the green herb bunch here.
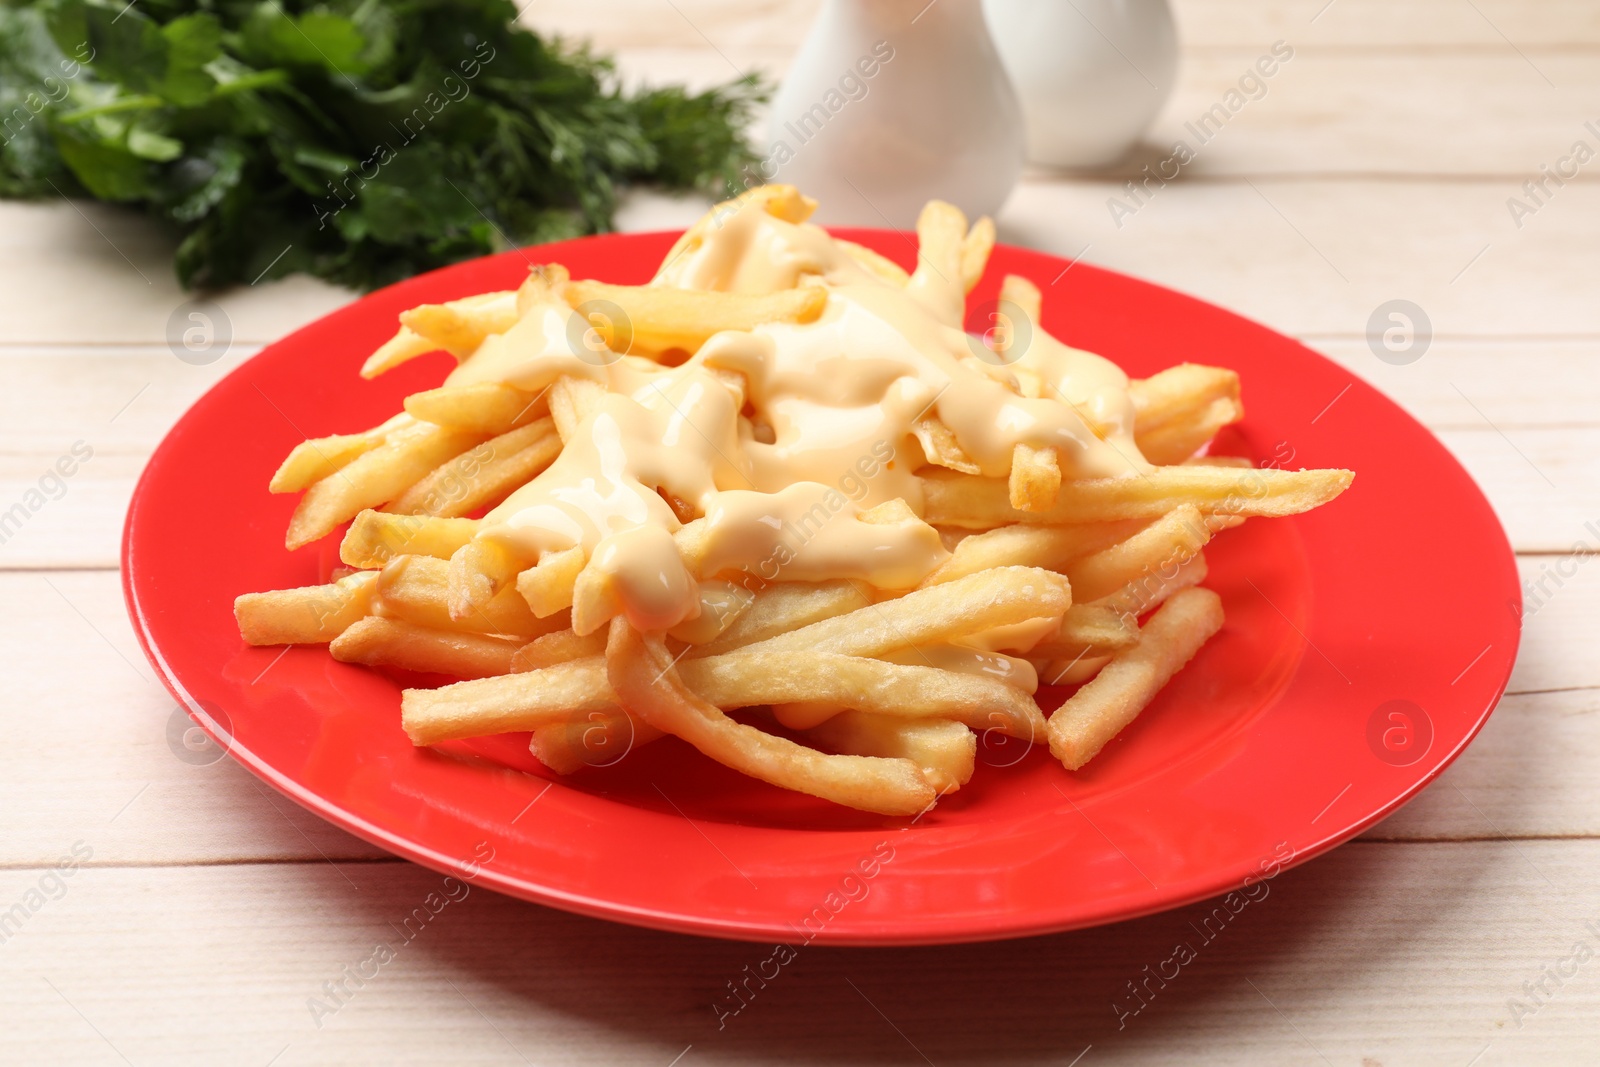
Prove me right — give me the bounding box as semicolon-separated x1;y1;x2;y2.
0;0;765;289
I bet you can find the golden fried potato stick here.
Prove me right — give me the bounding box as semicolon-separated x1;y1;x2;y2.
530;712;663;774
918;519;1147;587
920;465;1354;528
1063;504;1210;603
999;274;1042;324
516;546;586;618
664;580;754;645
549;376;608;443
738;567;1071;659
1039;653;1111;687
563;280;827;356
235;571;378;645
340;511;480;569
690;580;869;656
404;382;546;435
1009;442;1063;512
269;414;411;494
1138;397;1244;465
1089;550;1210;623
286;422;487;549
389;419;561;518
374;554;563;641
959;216;996;294
605;620;938;816
907;200;968;325
1030;603;1141;661
1048;587;1225;769
836;239;910;287
1129;363;1241;431
806;712;975;795
447;537;525;620
402;658;617;746
398;290;520;358
679;652;1046;740
509;628;606;672
913;416;981;474
514;263;571;317
361;291;519;378
654;185;818;278
330;617;521;680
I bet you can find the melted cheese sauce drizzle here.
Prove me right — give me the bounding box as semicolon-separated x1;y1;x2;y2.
450;195;1149;645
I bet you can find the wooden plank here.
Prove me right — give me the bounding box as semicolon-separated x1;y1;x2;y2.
1364;688;1600;841
517;0;1600;52
1147;52;1600;178
0;570;388;867
998;179;1600;338
1173;0;1600;48
2;842;1598;1063
0;561;1591;869
1308;338;1600;430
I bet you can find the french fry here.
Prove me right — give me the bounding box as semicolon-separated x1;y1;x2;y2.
1137;396;1244;465
340;511;480;569
398;290;520;358
665;580;753;644
737;567;1071;658
959;216;996;294
563;280;827;356
836;239;910;287
360;326;440;380
606;621;937;816
1063;504;1210;603
330;617;521;680
919;519;1147;587
235;571;378;645
806;713;976;794
510;628;607;672
1009;442;1062;512
1090;550;1210;622
447;537;524;620
287;422;486;549
402;658;616;746
374;555;562;640
999;274;1042;324
1039;653;1111;687
404;382;545;435
908;200;967;325
549;376;608;443
530;712;663;774
677;652;1046;740
515;264;571;317
1129;364;1241;431
921;465;1354;528
390;419;561;518
268;414;410;494
913;417;981;474
691;580;869;656
516;546;585;618
1048;587;1224;769
1029;603;1141;661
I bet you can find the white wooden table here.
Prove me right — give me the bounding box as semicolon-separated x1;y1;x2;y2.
4;2;1598;1063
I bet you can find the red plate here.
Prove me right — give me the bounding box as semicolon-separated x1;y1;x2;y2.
123;231;1520;945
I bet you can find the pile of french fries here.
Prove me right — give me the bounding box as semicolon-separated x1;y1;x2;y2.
235;185;1352;816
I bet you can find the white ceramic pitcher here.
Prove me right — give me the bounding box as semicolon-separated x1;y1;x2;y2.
765;0;1025;227
983;0;1179;168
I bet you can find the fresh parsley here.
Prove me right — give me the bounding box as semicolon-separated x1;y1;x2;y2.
0;0;765;289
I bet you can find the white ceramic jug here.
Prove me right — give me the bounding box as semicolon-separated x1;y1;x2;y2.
765;0;1025;227
983;0;1178;168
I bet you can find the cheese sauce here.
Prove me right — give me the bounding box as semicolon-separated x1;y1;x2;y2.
453;194;1149;643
